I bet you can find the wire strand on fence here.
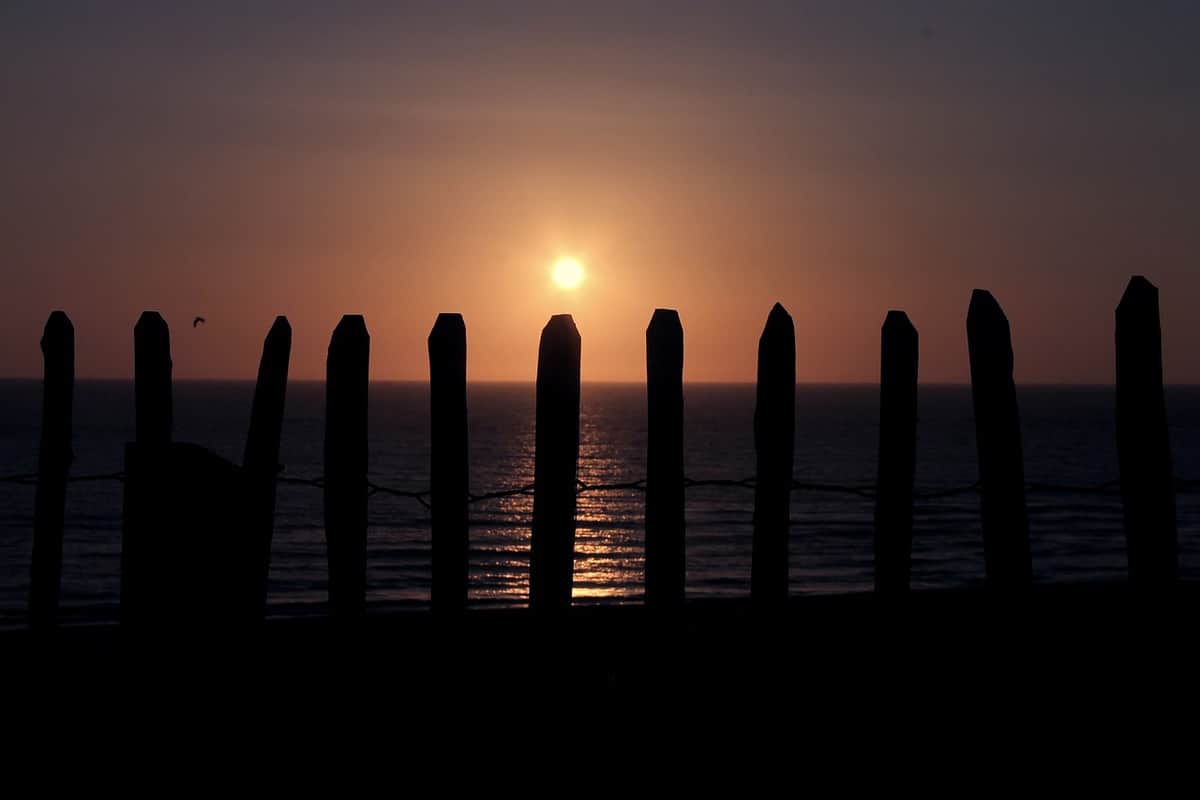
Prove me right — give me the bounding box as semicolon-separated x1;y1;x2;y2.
2;471;1198;504
0;471;125;486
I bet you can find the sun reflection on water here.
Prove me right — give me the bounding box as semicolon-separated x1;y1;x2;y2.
466;395;649;606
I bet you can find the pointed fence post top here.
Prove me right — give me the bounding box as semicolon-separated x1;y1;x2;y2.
429;314;467;355
1117;275;1159;316
259;315;292;363
430;312;466;337
134;311;171;365
541;313;580;339
267;315;292;340
41;312;74;366
757;303;795;373
967;290;1014;373
967;289;1008;327
42;311;73;344
134;311;172;365
538;314;581;368
135;310;169;338
882;309;916;334
764;302;793;330
648;308;682;333
757;302;795;357
330;314;368;344
647;309;683;362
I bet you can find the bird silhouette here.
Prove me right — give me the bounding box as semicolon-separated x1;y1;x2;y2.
193;316;206;328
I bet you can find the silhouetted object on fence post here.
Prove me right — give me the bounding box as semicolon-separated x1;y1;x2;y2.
122;442;254;628
29;311;74;628
429;313;469;613
325;315;369;620
874;310;918;593
243;316;292;615
530;315;581;613
1115;276;1178;586
134;311;172;445
645;309;685;609
752;303;795;606
967;290;1032;588
123;311;262;627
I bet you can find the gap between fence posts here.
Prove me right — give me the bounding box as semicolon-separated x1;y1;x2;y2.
874;310;917;593
325;315;369;620
429;313;469;613
967;290;1032;588
646;308;685;609
530;314;581;613
29;311;74;628
1116;276;1178;586
752;303;795;606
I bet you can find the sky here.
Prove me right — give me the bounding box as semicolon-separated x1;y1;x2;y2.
3;1;1199;383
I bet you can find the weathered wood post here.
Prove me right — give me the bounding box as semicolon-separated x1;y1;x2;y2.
429;313;469;613
966;290;1032;588
121;312;174;623
530;314;581;613
29;311;74;628
324;315;369;620
752;303;795;606
134;311;172;445
1115;276;1178;586
243;316;291;614
874;310;918;593
645;309;685;609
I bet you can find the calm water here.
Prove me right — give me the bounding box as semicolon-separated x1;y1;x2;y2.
1;381;1199;625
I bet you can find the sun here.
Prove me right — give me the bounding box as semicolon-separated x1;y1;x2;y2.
551;257;586;290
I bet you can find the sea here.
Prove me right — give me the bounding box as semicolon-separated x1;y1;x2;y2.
1;381;1198;626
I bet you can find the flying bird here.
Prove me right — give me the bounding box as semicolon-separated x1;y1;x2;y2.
193;316;206;328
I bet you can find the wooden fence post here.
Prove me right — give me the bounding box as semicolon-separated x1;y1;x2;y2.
530;314;581;613
752;303;795;606
645;308;685;609
122;311;173;622
429;313;469;613
874;310;918;593
966;290;1032;588
29;311;74;628
134;311;172;445
243;316;291;615
1115;276;1177;585
324;315;369;620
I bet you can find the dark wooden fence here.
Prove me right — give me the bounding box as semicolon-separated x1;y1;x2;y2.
18;275;1185;627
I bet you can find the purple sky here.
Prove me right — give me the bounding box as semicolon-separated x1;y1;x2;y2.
3;2;1199;382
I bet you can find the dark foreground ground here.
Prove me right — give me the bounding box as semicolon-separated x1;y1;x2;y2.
5;584;1200;708
3;583;1200;771
4;586;1193;780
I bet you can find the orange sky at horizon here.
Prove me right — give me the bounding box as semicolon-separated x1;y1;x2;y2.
4;4;1199;384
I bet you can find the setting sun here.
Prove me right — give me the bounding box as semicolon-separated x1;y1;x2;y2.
551;257;586;290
